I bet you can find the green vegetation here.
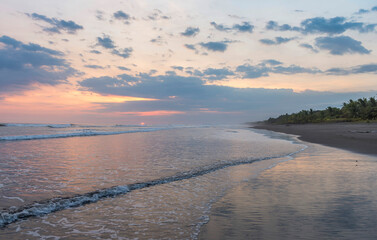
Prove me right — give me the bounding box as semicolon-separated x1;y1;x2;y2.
265;97;377;124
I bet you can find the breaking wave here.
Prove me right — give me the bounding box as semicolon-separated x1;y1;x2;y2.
0;128;169;141
1;123;75;128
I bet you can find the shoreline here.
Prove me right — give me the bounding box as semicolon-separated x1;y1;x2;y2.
199;136;377;239
251;122;377;156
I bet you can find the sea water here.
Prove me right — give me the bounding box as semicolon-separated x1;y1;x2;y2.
0;124;305;239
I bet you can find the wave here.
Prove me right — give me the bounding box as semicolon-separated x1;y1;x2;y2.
47;124;75;128
1;123;75;128
113;124;148;127
75;125;105;128
0;128;171;141
0;145;307;228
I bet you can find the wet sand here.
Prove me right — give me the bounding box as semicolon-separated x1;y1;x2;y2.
199;124;377;239
251;122;377;156
199;143;377;239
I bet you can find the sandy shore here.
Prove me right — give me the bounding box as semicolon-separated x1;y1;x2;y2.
251;122;377;156
199;140;377;239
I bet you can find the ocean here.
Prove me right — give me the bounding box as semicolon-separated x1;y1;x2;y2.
0;124;376;239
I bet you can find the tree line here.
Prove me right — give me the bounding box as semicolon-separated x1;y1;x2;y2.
265;97;377;124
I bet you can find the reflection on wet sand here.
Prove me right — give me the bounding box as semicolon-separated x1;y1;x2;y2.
199;144;377;239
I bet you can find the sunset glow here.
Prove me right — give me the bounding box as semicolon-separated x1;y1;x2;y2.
119;111;186;117
1;0;377;124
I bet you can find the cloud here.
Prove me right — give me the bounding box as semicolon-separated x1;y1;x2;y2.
184;60;320;80
165;70;176;76
326;64;377;75
118;66;131;71
84;64;104;69
78;71;375;122
113;10;131;24
150;36;166;45
275;37;293;44
26;13;83;34
184;44;197;51
315;36;371;55
146;9;170;20
266;17;376;34
259;37;294;45
210;21;254;33
232;22;254;33
0;35;63;56
171;66;184;71
80;73;204;100
120;110;185;116
188;60;377;80
236;64;269;78
272;65;322;74
96;10;105;21
228;14;245;19
97;34;116;49
301;17;376;34
265;20;300;31
356;9;370;14
210;22;231;32
262;59;283;66
90;50;102;54
355;6;377;14
181;27;200;37
236;62;321;78
301;17;334;33
185;68;204;76
114;10;130;20
300;43;319;53
95;34;132;58
259;39;275;45
202;67;235;80
199;41;228;52
111;48;133;58
0;35;76;92
351;64;377;73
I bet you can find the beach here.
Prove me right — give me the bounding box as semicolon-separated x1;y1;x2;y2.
199;123;377;239
199;129;377;239
2;0;377;239
2;124;377;239
251;122;377;156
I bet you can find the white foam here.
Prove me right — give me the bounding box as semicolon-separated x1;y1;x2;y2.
2;196;25;202
0;185;130;227
0;127;168;141
3;123;74;128
47;124;74;128
114;124;147;127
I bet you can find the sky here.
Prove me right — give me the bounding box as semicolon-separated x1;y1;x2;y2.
1;0;377;124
